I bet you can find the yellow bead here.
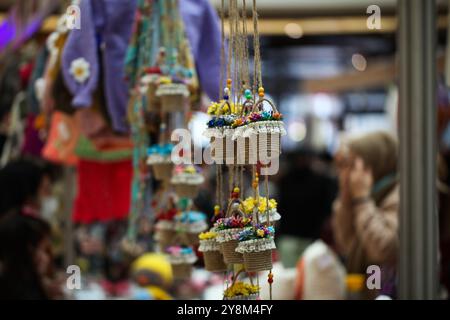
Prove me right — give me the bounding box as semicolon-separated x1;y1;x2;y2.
233;187;240;193
252;182;258;189
227;79;232;85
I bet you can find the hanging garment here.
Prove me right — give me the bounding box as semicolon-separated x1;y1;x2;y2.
42;111;80;166
62;0;223;134
73;159;132;224
61;0;137;133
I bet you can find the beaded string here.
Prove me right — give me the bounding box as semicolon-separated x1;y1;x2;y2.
240;165;244;199
226;0;234;95
252;0;263;91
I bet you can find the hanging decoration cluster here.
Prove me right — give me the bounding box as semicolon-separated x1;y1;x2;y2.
200;0;286;300
123;0;207;280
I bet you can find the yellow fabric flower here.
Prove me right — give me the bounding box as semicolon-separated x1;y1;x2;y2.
242;197;278;215
184;165;196;174
199;231;217;240
159;77;172;84
231;103;242;114
207;103;218;115
256;229;265;238
223;282;260;298
269;199;277;210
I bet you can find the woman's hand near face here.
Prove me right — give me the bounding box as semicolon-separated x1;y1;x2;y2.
349;158;373;200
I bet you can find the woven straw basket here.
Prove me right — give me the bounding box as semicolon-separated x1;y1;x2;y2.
222;239;244;264
237;99;282;165
181;232;201;246
156;229;176;249
152;163;173;181
161;94;186;113
174;184;200;199
146;84;160;112
219;200;246;264
251;133;281;163
203;250;227;272
172;263;193;280
211;101;238;165
243;249;273;272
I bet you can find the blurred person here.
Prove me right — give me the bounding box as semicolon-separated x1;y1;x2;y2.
0;158;53;216
277;149;338;268
332;131;398;299
0;210;63;299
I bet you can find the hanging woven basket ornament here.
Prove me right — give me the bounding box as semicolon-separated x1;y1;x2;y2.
198;231;227;272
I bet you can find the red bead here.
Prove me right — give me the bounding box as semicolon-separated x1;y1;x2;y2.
268;278;273;284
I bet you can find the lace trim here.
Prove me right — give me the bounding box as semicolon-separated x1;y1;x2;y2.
203;127;235;138
141;74;159;85
156;83;189;97
258;209;281;223
168;254;197;265
175;221;208;234
216;228;244;243
171;173;205;185
147;155;172;165
155;220;174;230
198;239;222;252
232;121;286;140
235;237;276;253
224;293;259;300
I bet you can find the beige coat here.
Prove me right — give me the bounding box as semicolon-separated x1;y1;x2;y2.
332;185;399;266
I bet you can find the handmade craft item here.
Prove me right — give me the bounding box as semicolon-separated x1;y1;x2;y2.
198;231;227;272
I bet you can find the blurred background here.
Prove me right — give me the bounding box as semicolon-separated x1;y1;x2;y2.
0;0;449;300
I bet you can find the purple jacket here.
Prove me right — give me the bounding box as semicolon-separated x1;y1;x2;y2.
62;0;222;133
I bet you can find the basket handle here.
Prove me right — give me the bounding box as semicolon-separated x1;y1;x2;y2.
218;101;232;116
240;100;254;117
230;268;246;287
252;98;279;114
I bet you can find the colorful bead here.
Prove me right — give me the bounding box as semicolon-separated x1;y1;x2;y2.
268;272;273;284
233;187;240;194
227;79;232;86
244;89;252;100
223;87;230;100
258;87;265;97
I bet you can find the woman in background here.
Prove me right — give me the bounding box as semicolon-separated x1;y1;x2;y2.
332;131;399;298
0;211;57;299
0;158;52;216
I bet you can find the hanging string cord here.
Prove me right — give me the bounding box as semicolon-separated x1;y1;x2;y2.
219;0;225;98
265;173;270;225
216;165;220;208
227;0;233;84
242;0;251;89
232;0;239;105
228;165;234;198
240;166;244;199
219;165;223;208
252;0;263;91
